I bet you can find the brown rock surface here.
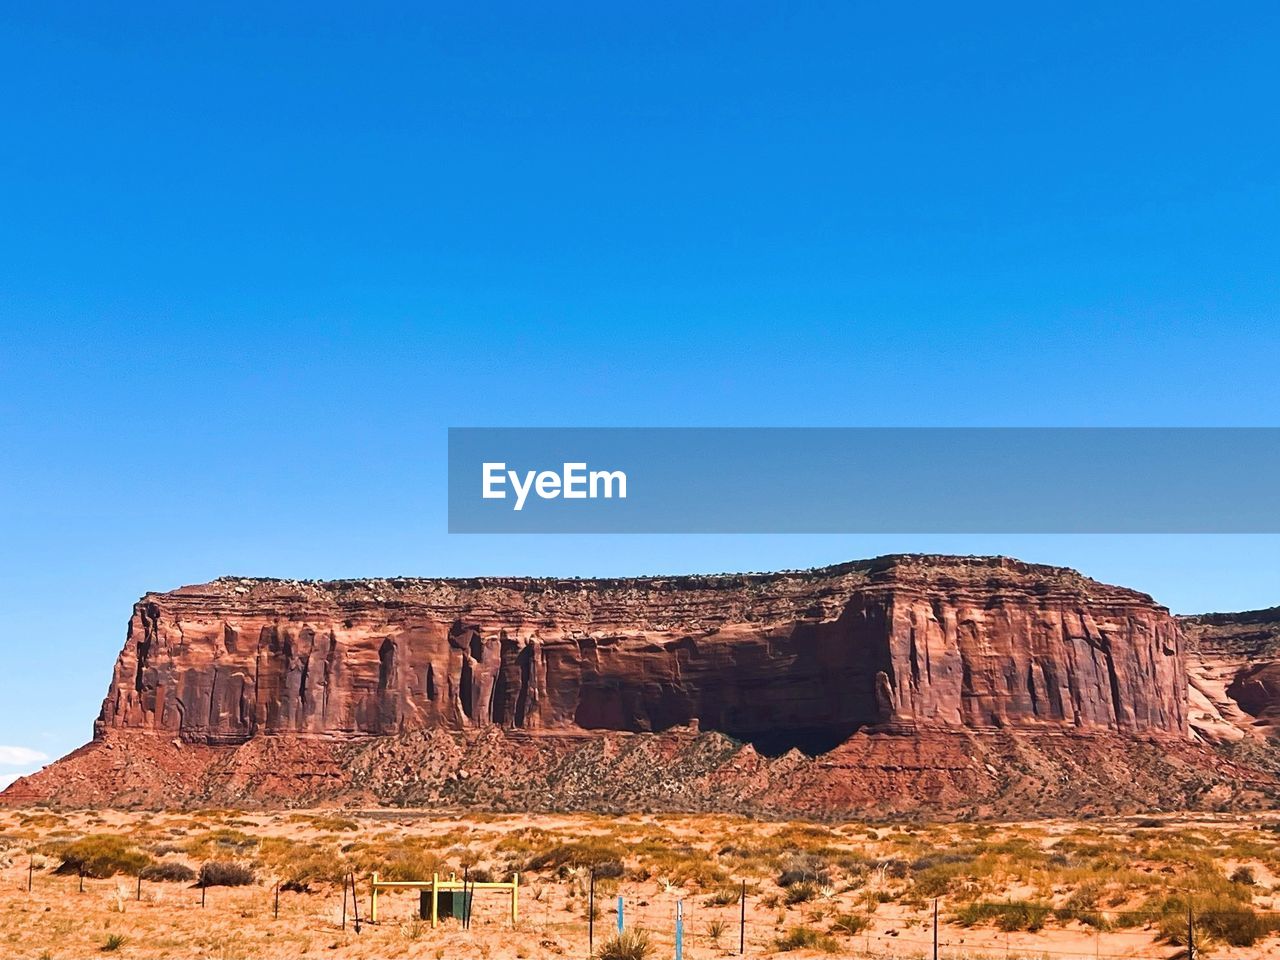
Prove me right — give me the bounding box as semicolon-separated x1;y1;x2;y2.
95;555;1188;745
8;554;1266;816
1182;607;1280;740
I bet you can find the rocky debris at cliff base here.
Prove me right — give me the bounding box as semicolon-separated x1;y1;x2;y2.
5;726;1274;818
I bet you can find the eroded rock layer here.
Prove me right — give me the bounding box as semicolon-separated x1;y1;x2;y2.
5;554;1232;815
96;555;1187;749
1182;607;1280;739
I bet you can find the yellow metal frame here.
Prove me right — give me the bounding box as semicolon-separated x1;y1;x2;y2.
369;871;519;927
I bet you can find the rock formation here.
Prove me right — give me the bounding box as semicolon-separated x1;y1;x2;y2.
4;554;1273;816
1182;606;1280;740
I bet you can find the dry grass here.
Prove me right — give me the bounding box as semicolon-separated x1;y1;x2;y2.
2;807;1280;958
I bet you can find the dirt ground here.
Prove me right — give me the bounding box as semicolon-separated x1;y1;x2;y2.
4;807;1280;959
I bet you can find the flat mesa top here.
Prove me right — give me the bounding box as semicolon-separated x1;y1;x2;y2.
138;554;1159;611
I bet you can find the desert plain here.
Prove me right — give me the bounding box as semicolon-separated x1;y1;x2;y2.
4;806;1280;960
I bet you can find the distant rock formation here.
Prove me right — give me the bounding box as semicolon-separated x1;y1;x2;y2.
6;554;1274;816
1182;606;1280;740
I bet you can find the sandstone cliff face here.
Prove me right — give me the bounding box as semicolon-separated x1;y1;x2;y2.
96;555;1187;755
1182;607;1280;740
6;555;1219;815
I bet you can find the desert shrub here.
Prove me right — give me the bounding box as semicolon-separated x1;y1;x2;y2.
257;836;347;889
400;916;428;941
774;926;837;952
910;852;973;871
908;850;992;900
911;866;956;898
706;884;742;906
308;815;360;833
1230;865;1257;885
346;840;442;882
280;851;347;892
770;824;841;848
870;857;910;879
55;835;153;878
784;881;819;905
777;852;830;888
184;829;257;859
1203;906;1272;947
592;860;625;879
1052;881;1111;930
140;861;197;883
528;839;626;872
622;837;725;887
19;813;66;828
494;827;551;856
149;842;185;857
706;918;728;943
954;900;1050;933
1155;896;1276;948
199;860;255;887
834;852;871;875
830;913;871;936
1203;906;1275;947
101;934;126;952
596;928;651;960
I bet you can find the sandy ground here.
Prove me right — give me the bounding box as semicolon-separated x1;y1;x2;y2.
3;808;1280;959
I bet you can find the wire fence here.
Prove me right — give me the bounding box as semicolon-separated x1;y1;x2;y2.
12;859;1279;959
364;867;1280;960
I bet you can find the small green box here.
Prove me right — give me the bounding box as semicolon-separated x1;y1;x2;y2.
420;889;472;921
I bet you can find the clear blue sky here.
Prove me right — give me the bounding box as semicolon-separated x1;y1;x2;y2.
2;2;1278;783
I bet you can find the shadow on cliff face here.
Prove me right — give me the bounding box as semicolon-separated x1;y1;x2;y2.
570;605;894;758
729;722;868;758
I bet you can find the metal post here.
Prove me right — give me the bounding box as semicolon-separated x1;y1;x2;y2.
739;880;746;955
79;867;84;894
352;873;362;933
464;867;471;930
201;883;206;908
431;873;439;928
137;874;142;901
933;898;938;960
370;872;379;924
589;869;596;954
675;900;684;960
274;881;280;920
512;871;519;926
618;895;625;934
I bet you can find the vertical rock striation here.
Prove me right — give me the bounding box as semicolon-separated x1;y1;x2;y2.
97;555;1187;753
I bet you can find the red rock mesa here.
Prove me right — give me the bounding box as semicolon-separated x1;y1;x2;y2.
5;556;1273;816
